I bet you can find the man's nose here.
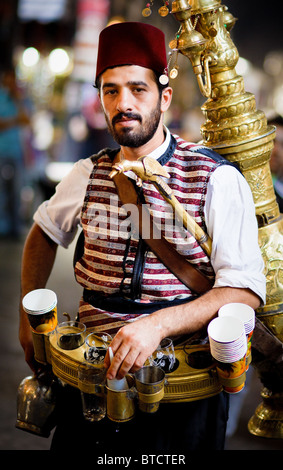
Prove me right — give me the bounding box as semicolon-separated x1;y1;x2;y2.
116;89;133;113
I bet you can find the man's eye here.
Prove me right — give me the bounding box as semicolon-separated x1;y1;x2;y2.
105;89;117;95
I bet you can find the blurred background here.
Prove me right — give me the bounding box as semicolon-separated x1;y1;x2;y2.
0;0;283;451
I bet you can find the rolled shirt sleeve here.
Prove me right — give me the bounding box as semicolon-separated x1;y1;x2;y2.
204;164;266;305
33;158;93;248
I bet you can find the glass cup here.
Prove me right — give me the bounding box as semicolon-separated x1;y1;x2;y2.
85;331;112;365
56;321;86;350
148;337;176;373
78;362;106;422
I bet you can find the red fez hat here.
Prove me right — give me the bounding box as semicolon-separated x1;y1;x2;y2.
95;22;168;82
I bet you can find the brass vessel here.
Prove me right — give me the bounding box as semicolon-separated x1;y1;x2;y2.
16;371;58;437
171;0;283;438
248;387;283;439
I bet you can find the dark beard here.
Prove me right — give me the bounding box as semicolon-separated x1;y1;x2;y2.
105;104;162;148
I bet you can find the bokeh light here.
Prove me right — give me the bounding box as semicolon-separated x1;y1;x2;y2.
48;48;70;75
22;47;40;67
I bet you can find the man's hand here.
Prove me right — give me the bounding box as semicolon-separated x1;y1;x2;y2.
19;313;41;373
104;286;261;380
105;315;163;379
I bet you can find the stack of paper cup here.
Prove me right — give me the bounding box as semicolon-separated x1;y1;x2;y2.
22;288;58;364
218;303;255;335
208;316;247;393
22;288;57;333
208;316;247;363
218;303;255;370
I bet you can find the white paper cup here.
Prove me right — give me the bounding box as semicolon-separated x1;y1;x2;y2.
218;303;255;370
208;316;247;363
218;303;255;334
22;289;57;333
208;316;245;343
208;316;247;393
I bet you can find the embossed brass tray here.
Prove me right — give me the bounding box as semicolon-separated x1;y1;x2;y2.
48;332;222;403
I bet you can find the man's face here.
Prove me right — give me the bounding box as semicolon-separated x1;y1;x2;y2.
99;65;163;148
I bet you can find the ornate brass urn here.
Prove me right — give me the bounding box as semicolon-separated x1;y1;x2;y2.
170;0;283;438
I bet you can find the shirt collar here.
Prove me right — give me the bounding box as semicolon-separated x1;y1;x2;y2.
146;126;171;160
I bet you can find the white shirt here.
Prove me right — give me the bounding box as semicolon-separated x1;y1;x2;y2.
33;130;266;304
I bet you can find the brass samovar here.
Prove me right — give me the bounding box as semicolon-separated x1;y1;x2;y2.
169;0;283;438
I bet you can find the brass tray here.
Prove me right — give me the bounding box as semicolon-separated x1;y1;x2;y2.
49;333;222;403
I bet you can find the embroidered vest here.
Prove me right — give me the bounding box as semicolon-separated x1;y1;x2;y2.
74;134;233;334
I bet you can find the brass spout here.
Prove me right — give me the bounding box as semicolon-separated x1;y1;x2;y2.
196;55;212;97
171;0;213;97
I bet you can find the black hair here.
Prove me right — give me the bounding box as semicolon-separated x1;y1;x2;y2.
94;65;168;98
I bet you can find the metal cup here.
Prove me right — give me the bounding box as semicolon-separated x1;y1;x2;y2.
135;366;166;413
106;375;136;422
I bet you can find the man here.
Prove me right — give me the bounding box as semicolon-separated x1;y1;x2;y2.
19;22;265;452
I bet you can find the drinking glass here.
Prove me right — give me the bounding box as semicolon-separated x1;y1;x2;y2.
148;337;176;372
78;362;106;421
56;321;86;350
85;331;112;365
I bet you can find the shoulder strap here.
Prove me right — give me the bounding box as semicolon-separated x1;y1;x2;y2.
112;172;213;295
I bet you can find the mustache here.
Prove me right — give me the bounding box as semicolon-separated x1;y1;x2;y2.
112;112;142;126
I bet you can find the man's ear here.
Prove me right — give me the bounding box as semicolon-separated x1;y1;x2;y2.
93;82;101;100
160;87;173;113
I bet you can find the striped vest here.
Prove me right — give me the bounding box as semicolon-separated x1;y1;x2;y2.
75;134;231;334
